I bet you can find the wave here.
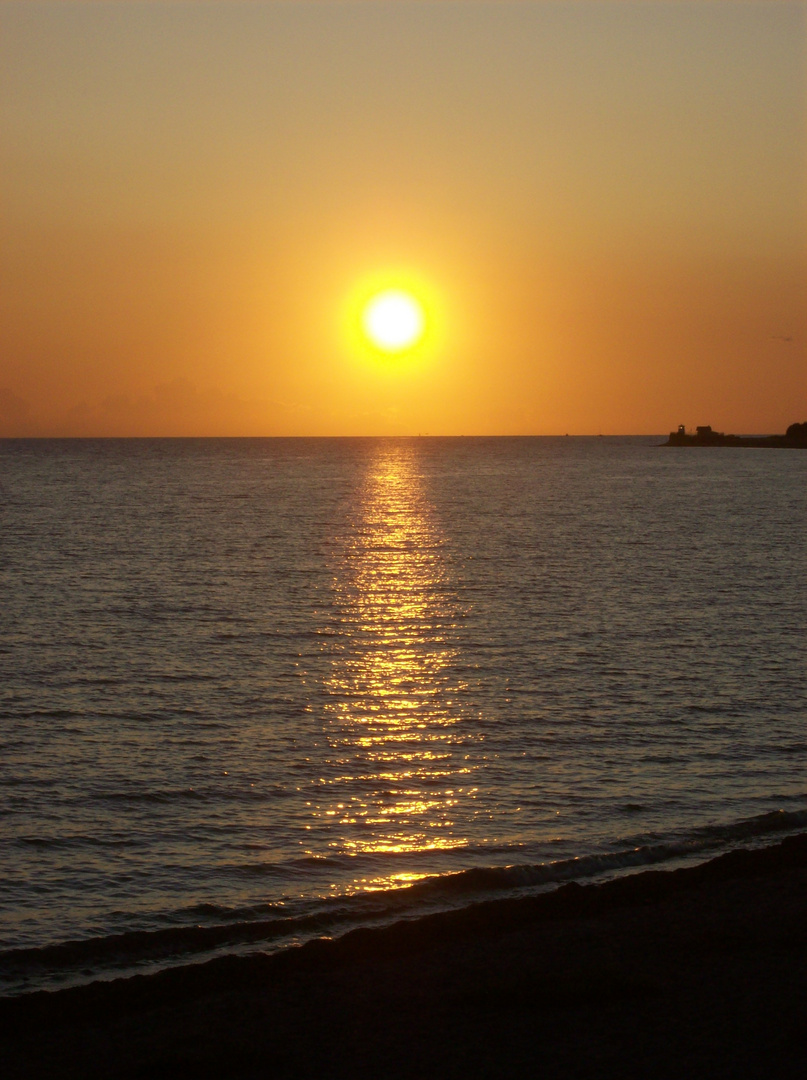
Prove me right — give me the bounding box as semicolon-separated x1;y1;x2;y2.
2;806;805;998
402;807;807;902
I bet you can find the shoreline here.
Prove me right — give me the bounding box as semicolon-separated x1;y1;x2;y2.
3;832;806;1078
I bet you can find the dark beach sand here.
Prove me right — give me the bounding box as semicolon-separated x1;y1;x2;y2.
3;834;806;1080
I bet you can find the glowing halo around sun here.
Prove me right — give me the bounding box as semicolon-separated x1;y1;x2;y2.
361;289;425;353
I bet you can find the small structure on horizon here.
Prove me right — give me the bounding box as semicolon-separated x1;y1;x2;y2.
664;422;807;448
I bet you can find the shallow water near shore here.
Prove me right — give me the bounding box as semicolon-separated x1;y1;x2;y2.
1;436;805;995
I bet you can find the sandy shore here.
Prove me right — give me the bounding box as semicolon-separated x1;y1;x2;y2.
3;834;806;1079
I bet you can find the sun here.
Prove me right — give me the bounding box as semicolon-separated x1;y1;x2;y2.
361;289;425;353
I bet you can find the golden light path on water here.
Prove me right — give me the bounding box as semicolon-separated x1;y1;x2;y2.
311;444;482;894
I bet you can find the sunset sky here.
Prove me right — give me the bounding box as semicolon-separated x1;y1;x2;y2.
1;1;805;437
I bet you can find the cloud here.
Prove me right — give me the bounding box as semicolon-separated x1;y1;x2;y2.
0;379;307;437
0;388;33;436
56;378;293;437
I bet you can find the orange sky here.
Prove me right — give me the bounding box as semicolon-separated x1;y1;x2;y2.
1;1;805;436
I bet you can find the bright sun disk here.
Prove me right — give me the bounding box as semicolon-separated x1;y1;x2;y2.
362;289;425;353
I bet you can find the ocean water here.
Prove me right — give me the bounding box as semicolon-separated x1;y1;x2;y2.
1;436;805;995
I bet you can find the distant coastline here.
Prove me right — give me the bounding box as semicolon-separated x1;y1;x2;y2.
665;422;807;448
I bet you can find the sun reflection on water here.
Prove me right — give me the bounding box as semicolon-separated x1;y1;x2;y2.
310;444;480;886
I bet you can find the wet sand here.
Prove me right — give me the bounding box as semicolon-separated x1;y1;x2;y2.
3;834;806;1079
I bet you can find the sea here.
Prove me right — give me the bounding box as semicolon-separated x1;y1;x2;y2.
1;436;805;997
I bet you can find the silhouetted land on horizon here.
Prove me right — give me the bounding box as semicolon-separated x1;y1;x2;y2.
665;421;807;448
3;835;806;1080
